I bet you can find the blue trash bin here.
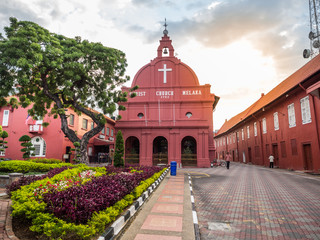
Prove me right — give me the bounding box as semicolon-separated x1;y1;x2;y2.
170;161;177;176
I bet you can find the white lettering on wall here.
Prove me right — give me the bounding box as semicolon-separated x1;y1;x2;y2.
182;90;202;95
156;91;174;99
136;92;146;97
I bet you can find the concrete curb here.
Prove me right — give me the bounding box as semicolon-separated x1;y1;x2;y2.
188;174;200;240
98;168;169;240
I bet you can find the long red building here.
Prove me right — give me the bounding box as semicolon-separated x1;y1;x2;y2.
116;29;219;167
215;54;320;172
0;104;115;163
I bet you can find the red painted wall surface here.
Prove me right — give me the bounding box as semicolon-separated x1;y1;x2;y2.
116;33;218;167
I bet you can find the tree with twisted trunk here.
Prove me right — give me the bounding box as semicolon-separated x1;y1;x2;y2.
0;17;136;164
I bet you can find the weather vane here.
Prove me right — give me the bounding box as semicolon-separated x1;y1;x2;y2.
163;18;168;36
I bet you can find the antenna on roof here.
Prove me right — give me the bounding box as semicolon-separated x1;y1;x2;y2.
303;0;320;58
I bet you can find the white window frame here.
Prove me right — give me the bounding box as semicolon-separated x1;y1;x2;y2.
262;118;267;134
82;119;88;129
88;147;93;156
300;96;312;124
0;150;5;156
274;112;279;130
69;114;74;126
288;103;296;128
227;135;229;145
254;122;257;137
31;137;46;157
2;110;9;127
241;129;244;140
111;129;114;136
247;126;250;139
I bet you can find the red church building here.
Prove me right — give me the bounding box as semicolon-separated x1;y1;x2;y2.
215;54;320;173
116;27;219;167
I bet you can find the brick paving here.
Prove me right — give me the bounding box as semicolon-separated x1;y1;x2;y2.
182;163;320;240
120;172;195;240
1;165;320;240
0;187;17;240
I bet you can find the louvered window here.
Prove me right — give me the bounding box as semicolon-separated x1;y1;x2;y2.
262;118;267;134
254;122;258;136
288;103;296;128
300;96;312;124
274;112;279;130
2;110;9;126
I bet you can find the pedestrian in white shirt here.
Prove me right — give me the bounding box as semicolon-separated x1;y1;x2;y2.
269;154;274;168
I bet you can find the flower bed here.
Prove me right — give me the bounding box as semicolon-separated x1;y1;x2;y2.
10;165;166;239
6;166;73;196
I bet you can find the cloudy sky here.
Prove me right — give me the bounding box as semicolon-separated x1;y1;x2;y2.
0;0;312;130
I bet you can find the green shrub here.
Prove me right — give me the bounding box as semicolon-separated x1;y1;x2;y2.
114;130;124;167
27;158;63;164
0;160;73;173
19;135;35;159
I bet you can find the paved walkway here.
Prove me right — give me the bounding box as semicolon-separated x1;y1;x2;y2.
119;171;195;240
181;163;320;240
0;188;16;240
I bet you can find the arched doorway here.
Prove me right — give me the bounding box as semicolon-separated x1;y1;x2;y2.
125;137;140;165
153;136;168;165
181;136;197;167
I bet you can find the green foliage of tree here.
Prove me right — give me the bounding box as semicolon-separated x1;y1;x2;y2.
0;17;137;164
114;130;124;167
18;135;35;159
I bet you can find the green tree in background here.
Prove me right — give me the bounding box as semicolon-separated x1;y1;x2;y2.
114;130;124;167
0;17;137;164
19;135;35;159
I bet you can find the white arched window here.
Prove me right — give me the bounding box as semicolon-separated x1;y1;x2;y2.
31;137;46;157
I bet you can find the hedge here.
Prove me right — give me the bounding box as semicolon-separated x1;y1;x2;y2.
0;160;73;173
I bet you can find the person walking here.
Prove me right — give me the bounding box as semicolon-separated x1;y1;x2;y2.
225;151;232;169
269;154;274;168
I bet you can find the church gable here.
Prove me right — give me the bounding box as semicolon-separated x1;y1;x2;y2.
132;54;200;88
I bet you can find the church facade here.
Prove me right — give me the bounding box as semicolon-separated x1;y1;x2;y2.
116;29;219;167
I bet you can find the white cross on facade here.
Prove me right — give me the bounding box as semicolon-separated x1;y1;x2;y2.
158;64;172;83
